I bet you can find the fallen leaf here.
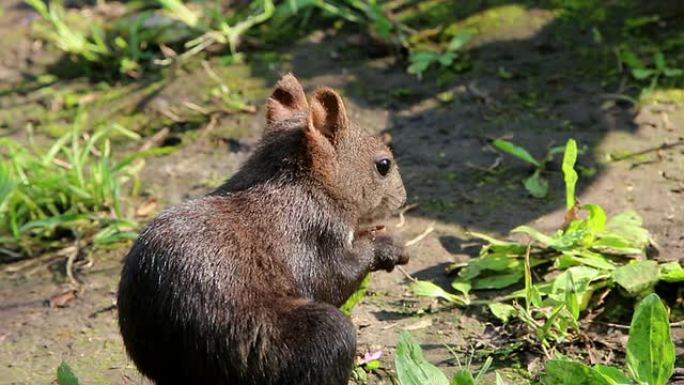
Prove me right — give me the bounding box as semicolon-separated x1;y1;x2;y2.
135;198;158;217
49;289;78;308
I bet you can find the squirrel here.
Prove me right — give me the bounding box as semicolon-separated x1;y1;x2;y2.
117;73;409;385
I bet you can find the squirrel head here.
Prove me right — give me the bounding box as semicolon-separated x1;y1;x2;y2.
265;73;406;222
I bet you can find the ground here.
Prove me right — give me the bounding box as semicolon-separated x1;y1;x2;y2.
1;1;683;384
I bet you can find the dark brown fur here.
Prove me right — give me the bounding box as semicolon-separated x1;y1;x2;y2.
117;74;408;385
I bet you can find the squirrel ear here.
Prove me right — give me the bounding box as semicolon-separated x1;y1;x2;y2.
266;73;309;125
309;87;348;142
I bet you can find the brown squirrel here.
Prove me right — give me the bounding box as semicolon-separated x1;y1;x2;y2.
117;73;409;385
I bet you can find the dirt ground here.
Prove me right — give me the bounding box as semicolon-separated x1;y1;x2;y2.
1;1;683;384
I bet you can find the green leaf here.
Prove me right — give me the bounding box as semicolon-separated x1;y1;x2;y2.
471;269;523;290
619;48;645;70
340;273;371;315
613;261;660;296
592;235;642;255
451;369;476;385
489;303;516;323
582;204;607;235
542;360;613;385
492;139;541;167
593;365;631;385
451;280;471;296
663;68;683;77
562;250;616;271
410;281;464;304
447;31;472;52
632;68;654;80
562;139;578;211
659;262;684;282
57;362;80;385
603;211;650;249
654;51;666;71
524;171;549;198
626;293;675;385
512;225;556;246
437;52;456;67
365;360;381;370
395;331;450;385
495;372;506;385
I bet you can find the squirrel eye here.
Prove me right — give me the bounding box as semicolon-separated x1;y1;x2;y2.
375;158;391;176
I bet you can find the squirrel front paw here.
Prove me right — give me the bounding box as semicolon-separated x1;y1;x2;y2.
372;233;409;272
357;226;409;272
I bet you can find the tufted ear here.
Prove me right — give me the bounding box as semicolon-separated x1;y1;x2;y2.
266;73;309;125
308;87;349;143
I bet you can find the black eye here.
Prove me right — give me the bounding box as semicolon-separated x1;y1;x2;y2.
375;158;391;176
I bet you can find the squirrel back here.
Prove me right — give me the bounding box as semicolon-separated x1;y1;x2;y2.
117;74;408;385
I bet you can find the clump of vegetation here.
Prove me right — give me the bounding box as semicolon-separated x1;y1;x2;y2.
491;139;567;199
619;47;684;91
545;293;675;385
395;293;675;385
411;139;683;345
395;330;504;385
24;0;398;78
0;113;169;259
407;31;472;79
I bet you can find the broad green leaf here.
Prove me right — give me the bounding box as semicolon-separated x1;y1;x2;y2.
542;360;612;385
613;261;660;296
619;48;645;69
524;171;549;198
489;303;516;323
562;139;578;211
492;139;541;167
562;250;616;271
340;273;371;315
632;68;654;80
447;31;472;52
663;68;683;77
410;281;464;304
458;255;522;280
395;331;450;385
582;204;607;235
593;365;631;385
659;262;684;282
437;52;456;66
626;293;675;385
592;235;642;255
57;362;80;385
451;280;471;296
550;266;600;312
604;211;650;249
512;225;556;246
451;369;476;385
471;269;523;290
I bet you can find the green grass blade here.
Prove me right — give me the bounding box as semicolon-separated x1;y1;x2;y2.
562;139;578;211
493;139;541;167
